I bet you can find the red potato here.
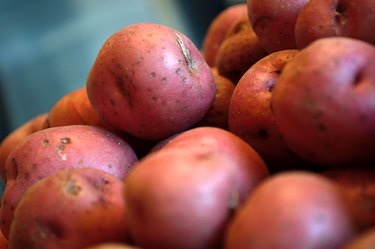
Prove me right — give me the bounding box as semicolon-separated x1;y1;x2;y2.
224;171;356;249
0;113;48;182
247;0;309;53
125;127;269;249
202;3;248;66
215;14;268;84
8;168;128;249
295;0;375;49
0;125;138;239
343;228;375;249
228;49;316;173
271;37;375;167
86;23;216;141
196;68;235;130
323;168;375;231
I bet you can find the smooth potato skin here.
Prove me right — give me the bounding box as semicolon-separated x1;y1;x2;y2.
0;125;137;239
295;0;375;49
224;171;355;249
125;127;268;249
247;0;309;52
0;113;48;182
87;23;216;140
228;49;314;172
202;3;248;66
271;37;375;166
8;168;128;249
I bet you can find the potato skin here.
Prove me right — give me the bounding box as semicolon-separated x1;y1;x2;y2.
0;125;137;239
8;168;128;249
202;3;248;66
228;49;315;172
224;171;355;249
125;127;268;249
87;23;216;140
0;113;48;182
271;37;375;166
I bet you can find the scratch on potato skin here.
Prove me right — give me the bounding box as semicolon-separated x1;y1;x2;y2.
175;32;197;73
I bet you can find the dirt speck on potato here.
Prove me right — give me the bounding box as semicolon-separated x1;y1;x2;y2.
65;179;82;196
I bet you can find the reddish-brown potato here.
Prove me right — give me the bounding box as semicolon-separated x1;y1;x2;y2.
216;14;268;84
8;168;128;249
47;86;116;132
247;0;309;52
224;171;356;249
0;125;138;239
295;0;375;49
0;113;48;182
323;168;375;231
87;23;216;141
228;49;316;172
202;3;248;66
125;127;269;249
271;37;375;166
196;68;235;130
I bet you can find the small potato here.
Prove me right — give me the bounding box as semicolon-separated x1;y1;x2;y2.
196;68;235;130
228;49;315;173
87;23;216;141
8;168;128;249
202;3;248;66
0;125;138;239
216;14;268;84
224;171;356;249
0;113;48;182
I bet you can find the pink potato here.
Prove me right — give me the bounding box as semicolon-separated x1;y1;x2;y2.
0;113;48;182
228;49;316;173
86;23;216;141
0;125;138;239
271;37;375;167
247;0;309;53
8;168;128;249
125;127;269;249
202;3;248;66
295;0;375;49
224;171;356;249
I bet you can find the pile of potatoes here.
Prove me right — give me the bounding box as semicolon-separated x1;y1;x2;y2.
0;0;375;248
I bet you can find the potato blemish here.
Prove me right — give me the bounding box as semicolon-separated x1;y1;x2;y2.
60;137;71;145
65;179;82;196
175;33;197;73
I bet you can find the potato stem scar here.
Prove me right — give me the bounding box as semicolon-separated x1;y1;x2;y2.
175;32;197;72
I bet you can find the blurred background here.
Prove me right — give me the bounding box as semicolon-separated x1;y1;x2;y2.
0;0;246;140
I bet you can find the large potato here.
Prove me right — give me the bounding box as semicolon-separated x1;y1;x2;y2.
0;125;137;239
86;23;216;141
125;127;269;249
8;168;128;249
224;171;355;249
0;113;48;182
271;37;375;166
